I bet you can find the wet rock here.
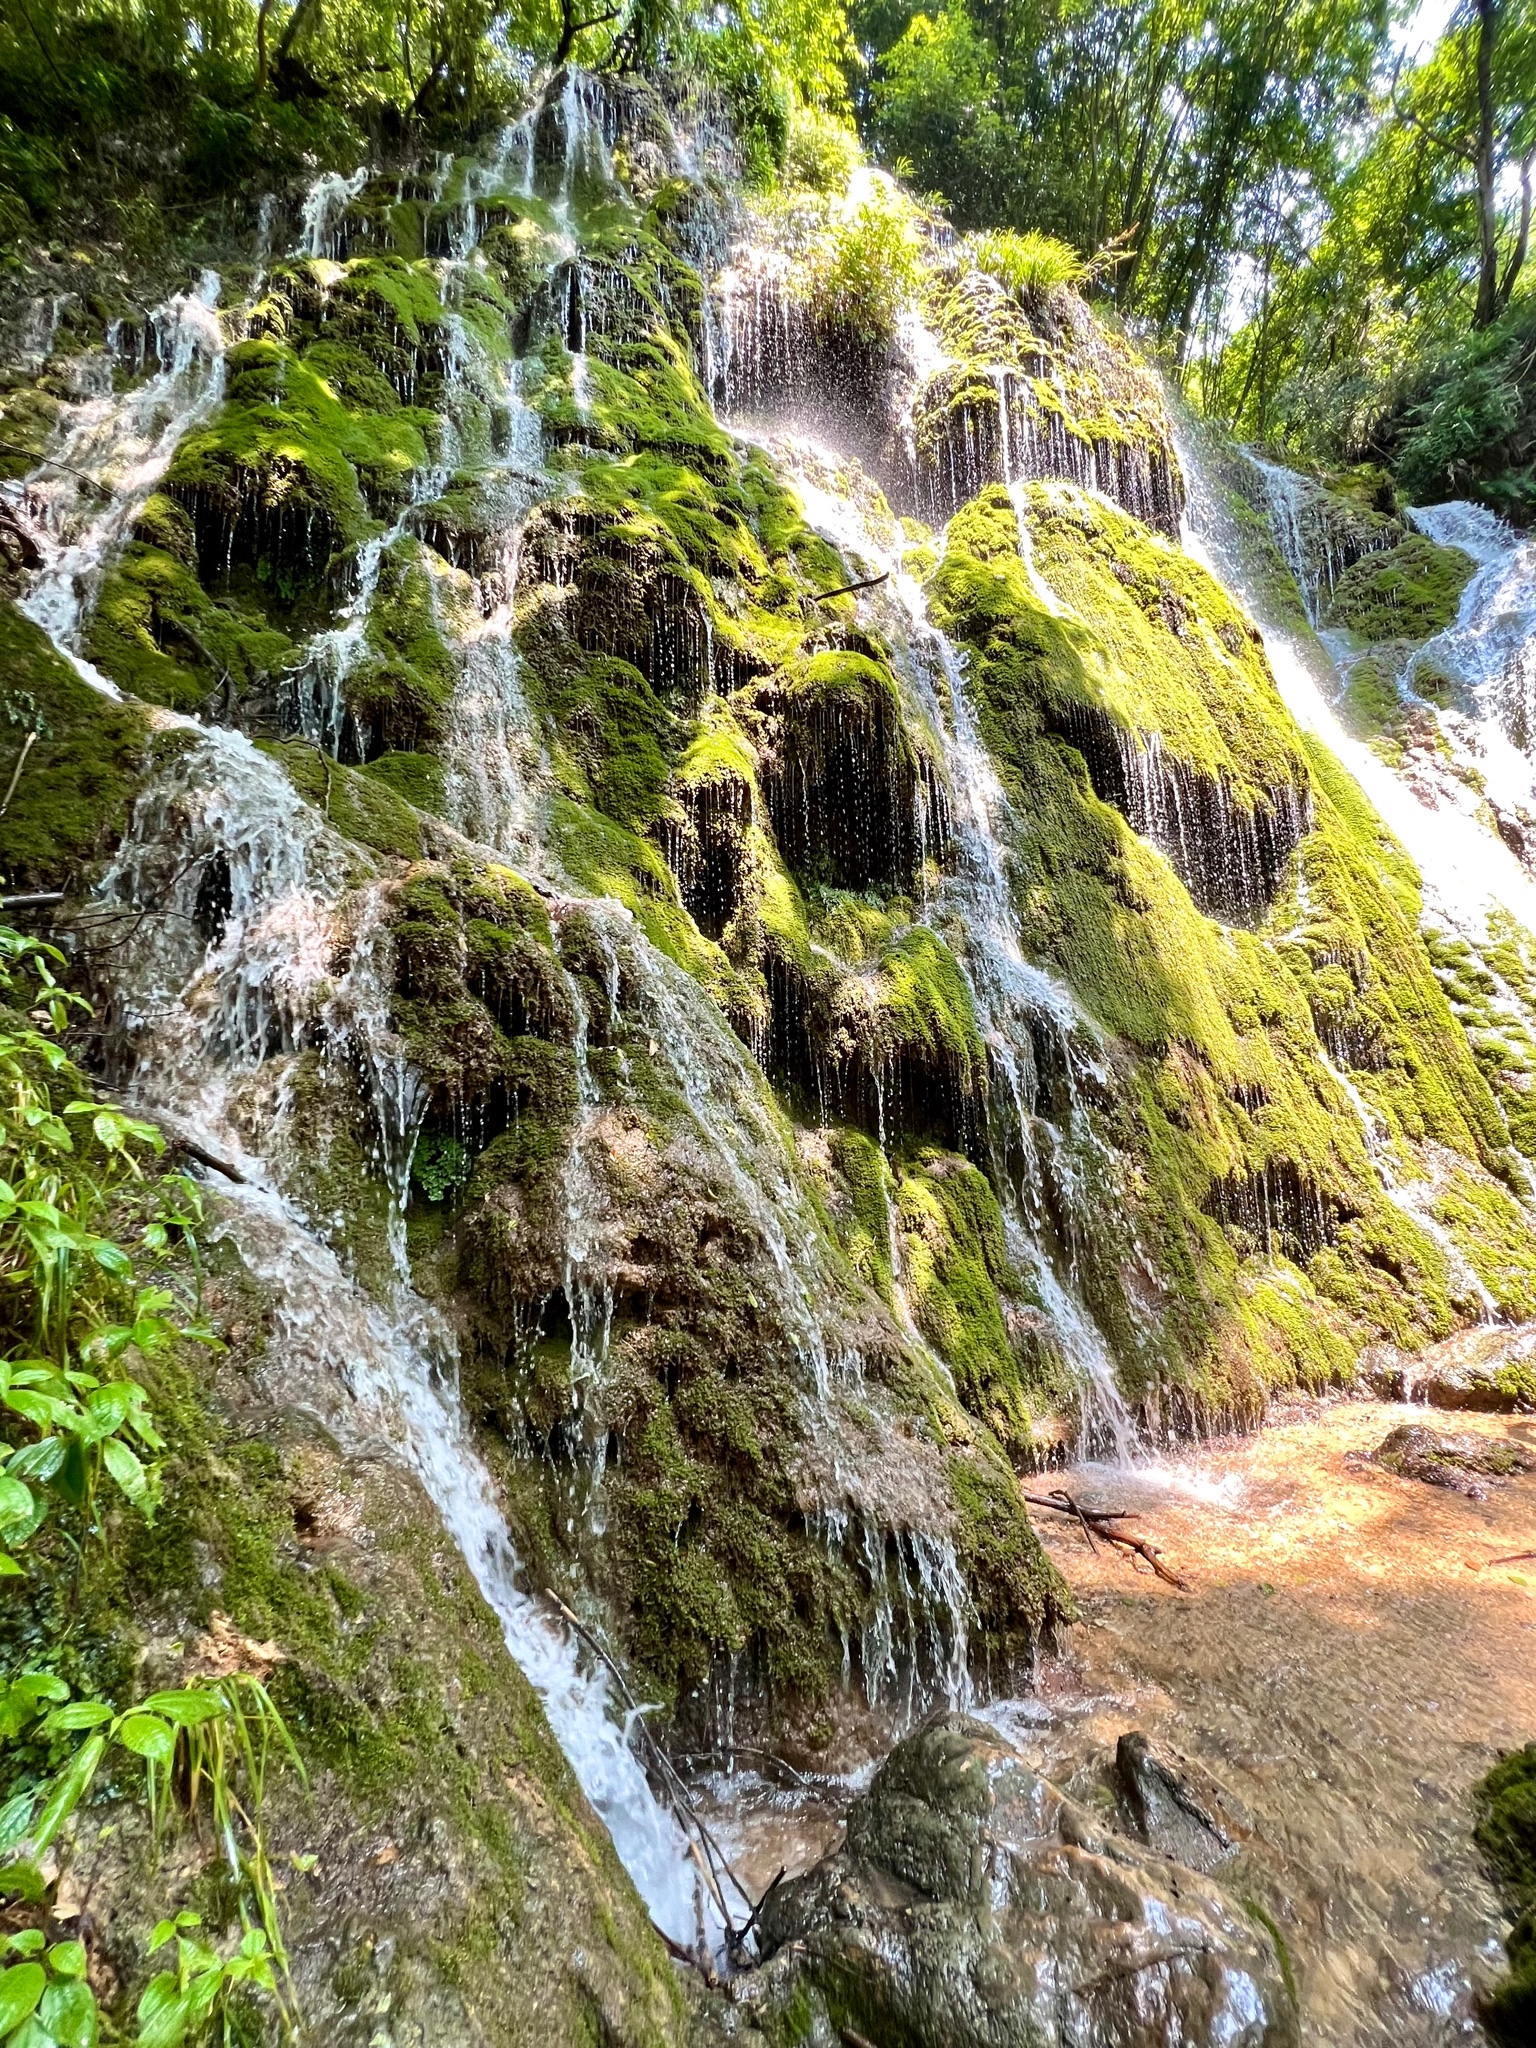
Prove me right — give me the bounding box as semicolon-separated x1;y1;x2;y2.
1361;1325;1536;1410
753;1712;1296;2048
1114;1730;1238;1874
1365;1422;1533;1498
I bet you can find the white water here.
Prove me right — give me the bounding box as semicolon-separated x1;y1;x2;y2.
7;271;227;695
1181;440;1536;943
3;144;718;1948
759;437;1140;1461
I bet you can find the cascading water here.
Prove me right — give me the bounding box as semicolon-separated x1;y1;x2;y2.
763;441;1142;1462
1180;431;1536;942
1177;422;1536;1270
6;273;228;693
5;147;722;1950
1405;500;1536;823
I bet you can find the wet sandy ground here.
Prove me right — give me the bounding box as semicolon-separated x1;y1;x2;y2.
702;1397;1536;2046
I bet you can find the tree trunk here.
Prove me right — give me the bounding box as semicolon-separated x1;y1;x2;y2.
1473;0;1502;327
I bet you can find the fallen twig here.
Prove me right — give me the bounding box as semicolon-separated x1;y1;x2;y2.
1021;1489;1190;1590
545;1591;758;1959
675;1745;812;1787
840;2028;882;2048
0;890;64;910
0;730;37;818
806;570;890;606
1482;1551;1536;1567
734;1864;785;1951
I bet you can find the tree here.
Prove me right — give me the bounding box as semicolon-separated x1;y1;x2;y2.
1394;0;1536;327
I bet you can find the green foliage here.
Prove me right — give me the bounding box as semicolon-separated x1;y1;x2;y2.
0;930;213;1576
0;1930;96;2048
137;1916;280;2048
766;174;929;342
965;228;1086;298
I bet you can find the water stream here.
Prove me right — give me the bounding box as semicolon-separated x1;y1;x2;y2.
5;147;717;1949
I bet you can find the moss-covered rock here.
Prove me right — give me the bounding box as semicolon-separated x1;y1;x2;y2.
1475;1745;1536;2044
1322;531;1474;643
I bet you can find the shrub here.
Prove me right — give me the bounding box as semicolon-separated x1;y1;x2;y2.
966;227;1087;299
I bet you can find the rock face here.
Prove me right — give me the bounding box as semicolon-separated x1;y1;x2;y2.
1113;1730;1239;1875
1362;1325;1536;1410
754;1714;1297;2048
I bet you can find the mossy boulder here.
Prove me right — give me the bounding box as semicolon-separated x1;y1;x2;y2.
1475;1745;1536;2044
1322;532;1474;644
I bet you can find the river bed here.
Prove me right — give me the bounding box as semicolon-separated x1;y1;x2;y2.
700;1396;1536;2044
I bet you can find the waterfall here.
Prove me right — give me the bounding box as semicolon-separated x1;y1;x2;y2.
770;439;1142;1461
1178;432;1536;942
1405;500;1536;814
5;149;720;1950
8;272;228;692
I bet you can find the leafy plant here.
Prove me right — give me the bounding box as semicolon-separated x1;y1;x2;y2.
0;1930;98;2048
411;1131;469;1203
136;1915;280;2048
966;227;1087;299
1;1674;303;1986
0;927;210;1574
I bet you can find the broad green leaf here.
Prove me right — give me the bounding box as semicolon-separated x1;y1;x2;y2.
2;1935;44;1958
30;1734;105;1854
116;1715;175;1767
0;1475;33;1528
132;1973;189;2048
0;1796;37;1854
38;1976;97;2048
138;1691;227;1728
39;1704;112;1735
101;1439;153;1512
8;1440;65;1483
44;1946;85;1981
0;1552;21;1576
0;1859;47;1905
0;1961;46;2032
83;1385;132;1432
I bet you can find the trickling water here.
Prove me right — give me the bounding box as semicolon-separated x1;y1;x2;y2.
765;438;1140;1459
1;141;723;1949
1179;433;1536;942
1245;452;1388;627
299;166;369;260
214;1180;705;1945
8;272;228;693
1406;500;1536;824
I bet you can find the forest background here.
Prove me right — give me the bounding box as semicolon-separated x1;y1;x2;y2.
2;0;1533;516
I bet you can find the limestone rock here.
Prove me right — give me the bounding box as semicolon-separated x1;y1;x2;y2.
755;1712;1297;2048
1365;1421;1531;1497
1361;1324;1536;1410
1113;1730;1239;1874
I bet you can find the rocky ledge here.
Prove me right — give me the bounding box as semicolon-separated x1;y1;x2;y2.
743;1711;1297;2048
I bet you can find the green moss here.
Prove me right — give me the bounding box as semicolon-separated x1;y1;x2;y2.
1434;1167;1536;1317
928;475;1523;1413
1322;533;1474;644
896;1149;1038;1461
163;331;435;604
266;740;426;859
0;598;153;887
361;748;446;813
84;536;296;712
1476;1746;1536;2046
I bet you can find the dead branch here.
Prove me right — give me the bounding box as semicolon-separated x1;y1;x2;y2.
1482;1551;1536;1567
1021;1488;1190;1589
545;1590;758;1960
806;571;890;607
0;731;37;819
